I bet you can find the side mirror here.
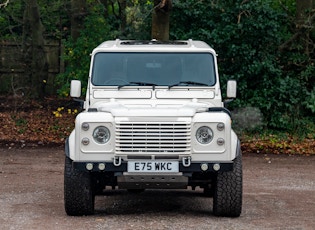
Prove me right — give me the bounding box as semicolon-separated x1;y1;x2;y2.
224;80;237;107
70;80;81;98
227;80;237;98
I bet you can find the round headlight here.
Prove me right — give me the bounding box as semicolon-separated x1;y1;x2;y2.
93;126;110;144
196;126;213;144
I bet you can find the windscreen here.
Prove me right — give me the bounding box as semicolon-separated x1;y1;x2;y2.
92;52;216;86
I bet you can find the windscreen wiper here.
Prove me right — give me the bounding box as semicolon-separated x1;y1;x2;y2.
118;81;157;90
168;81;209;89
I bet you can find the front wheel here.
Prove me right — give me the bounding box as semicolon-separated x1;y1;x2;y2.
213;151;243;217
64;156;95;216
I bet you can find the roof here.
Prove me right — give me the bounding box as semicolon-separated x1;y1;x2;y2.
93;39;216;54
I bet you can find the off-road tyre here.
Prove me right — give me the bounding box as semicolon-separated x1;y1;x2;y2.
64;156;95;216
213;151;242;217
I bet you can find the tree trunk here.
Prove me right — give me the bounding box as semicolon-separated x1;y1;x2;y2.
118;0;127;35
280;0;314;53
99;0;109;18
296;0;313;55
71;0;87;41
296;0;313;23
23;0;48;98
151;0;172;40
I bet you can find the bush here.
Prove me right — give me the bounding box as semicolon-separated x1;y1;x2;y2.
171;0;314;134
232;107;264;133
55;4;113;96
55;0;315;136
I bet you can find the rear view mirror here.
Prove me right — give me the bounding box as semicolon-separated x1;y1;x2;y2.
70;80;81;98
227;80;237;98
224;80;237;107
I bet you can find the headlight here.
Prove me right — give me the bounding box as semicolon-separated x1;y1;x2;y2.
93;126;110;144
196;126;213;144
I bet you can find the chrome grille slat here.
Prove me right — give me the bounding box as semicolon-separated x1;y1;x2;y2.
116;140;190;143
115;122;191;153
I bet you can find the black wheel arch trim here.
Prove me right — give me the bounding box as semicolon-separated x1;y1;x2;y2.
236;139;241;157
208;107;232;117
65;137;70;157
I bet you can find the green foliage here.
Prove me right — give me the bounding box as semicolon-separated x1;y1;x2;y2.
171;0;314;134
55;4;113;96
270;0;296;15
37;0;70;39
0;1;24;39
0;0;68;40
55;1;152;96
304;86;315;113
124;0;152;39
1;0;314;136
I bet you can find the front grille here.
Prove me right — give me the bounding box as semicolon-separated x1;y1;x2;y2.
115;122;191;153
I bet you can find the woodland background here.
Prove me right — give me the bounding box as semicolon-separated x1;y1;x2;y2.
0;0;315;154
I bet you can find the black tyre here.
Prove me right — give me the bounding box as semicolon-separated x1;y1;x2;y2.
213;151;242;217
64;156;95;216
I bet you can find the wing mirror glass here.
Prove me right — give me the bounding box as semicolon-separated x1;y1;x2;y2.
224;80;237;107
227;80;237;98
70;80;81;98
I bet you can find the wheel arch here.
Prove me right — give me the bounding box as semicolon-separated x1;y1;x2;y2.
65;131;76;160
231;130;241;160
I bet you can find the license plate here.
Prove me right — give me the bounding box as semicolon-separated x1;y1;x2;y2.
128;161;179;173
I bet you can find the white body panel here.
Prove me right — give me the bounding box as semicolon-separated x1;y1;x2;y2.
68;39;239;166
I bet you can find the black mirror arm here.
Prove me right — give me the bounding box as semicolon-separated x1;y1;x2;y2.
73;98;84;109
223;98;234;108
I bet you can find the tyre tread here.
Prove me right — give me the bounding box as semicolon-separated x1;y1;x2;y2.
64;156;95;216
213;152;243;217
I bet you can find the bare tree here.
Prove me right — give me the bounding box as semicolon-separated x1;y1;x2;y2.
296;0;314;55
0;0;10;8
23;0;48;98
71;0;87;41
118;0;127;35
151;0;172;40
280;0;315;54
296;0;313;22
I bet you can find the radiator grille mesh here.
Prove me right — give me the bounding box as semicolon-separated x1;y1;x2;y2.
115;122;191;153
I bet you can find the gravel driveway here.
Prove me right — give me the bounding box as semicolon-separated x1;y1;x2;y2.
0;148;314;230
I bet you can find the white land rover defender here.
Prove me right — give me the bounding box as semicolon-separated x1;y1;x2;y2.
64;39;242;217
